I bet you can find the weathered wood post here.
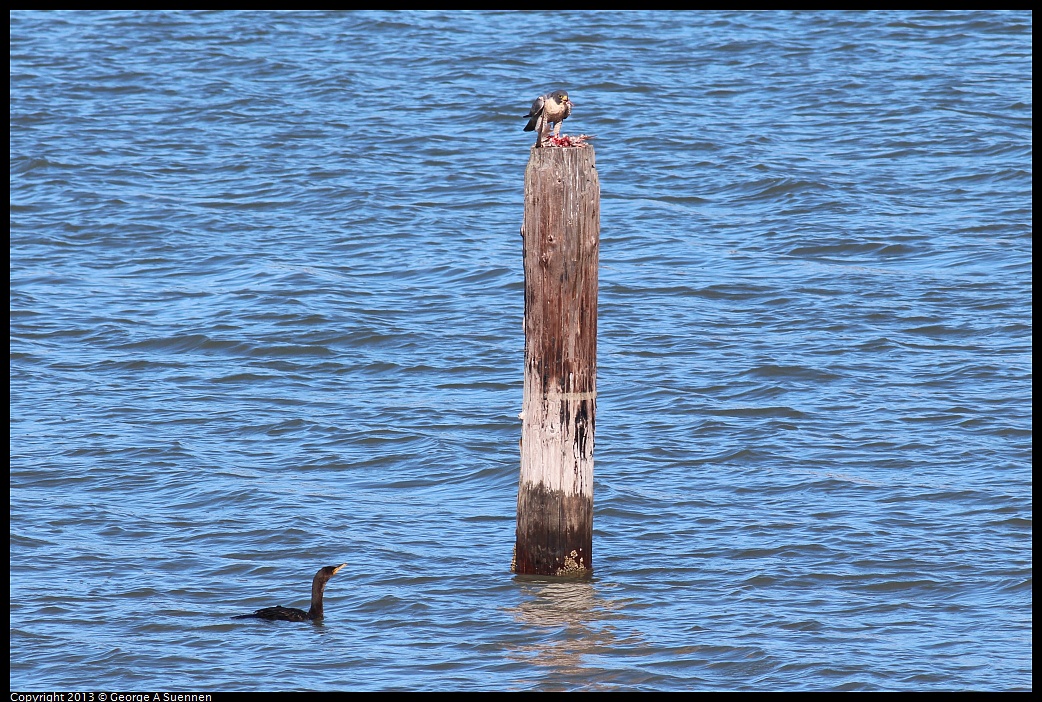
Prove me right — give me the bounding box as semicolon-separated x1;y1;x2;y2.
513;144;599;576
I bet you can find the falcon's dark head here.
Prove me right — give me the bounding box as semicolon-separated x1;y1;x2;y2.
549;90;571;106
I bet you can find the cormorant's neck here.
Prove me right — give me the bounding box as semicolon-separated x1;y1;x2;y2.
308;576;328;620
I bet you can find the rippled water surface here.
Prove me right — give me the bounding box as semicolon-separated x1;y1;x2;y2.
10;10;1032;691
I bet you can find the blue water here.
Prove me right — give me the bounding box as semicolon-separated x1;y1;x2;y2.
9;10;1031;691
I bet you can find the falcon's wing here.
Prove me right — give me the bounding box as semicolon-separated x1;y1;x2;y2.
523;95;546;132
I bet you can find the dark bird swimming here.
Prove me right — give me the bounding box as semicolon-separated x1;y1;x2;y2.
524;90;572;147
233;563;347;622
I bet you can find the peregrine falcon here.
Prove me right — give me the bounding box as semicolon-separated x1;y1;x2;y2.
523;90;573;147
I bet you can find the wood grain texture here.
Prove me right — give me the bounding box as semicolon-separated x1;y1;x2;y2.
515;146;599;576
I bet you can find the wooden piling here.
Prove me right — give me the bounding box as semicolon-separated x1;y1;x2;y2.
513;144;599;577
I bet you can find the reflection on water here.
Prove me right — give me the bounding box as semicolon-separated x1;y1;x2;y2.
505;578;642;689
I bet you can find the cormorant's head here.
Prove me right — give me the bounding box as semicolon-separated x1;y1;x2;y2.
314;563;347;582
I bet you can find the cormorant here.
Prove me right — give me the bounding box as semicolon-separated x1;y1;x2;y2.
233;563;346;622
